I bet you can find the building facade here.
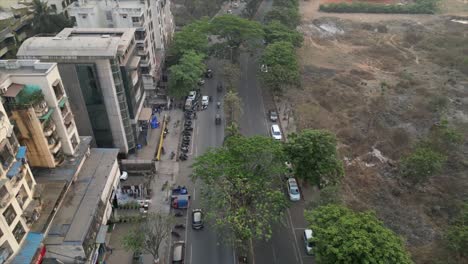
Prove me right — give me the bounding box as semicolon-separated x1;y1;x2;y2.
0;3;34;59
0;99;36;262
17;28;146;154
0;60;79;168
67;0;174;97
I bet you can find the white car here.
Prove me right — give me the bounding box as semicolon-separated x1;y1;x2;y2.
201;96;209;107
188;91;197;101
303;229;314;255
119;171;128;181
287;178;300;201
271;124;282;140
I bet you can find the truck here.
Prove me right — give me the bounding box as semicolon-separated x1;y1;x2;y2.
171;186;190;209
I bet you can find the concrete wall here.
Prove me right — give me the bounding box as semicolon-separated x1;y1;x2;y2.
45;244;86;262
95;60;128;153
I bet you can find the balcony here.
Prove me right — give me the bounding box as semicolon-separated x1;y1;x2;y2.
0;182;11;209
34;101;48;117
43;121;56;137
61;105;70;118
66;122;74;134
49;140;62;154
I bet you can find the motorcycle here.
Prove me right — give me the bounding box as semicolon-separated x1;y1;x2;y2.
217;102;221;109
184;126;193;131
180;148;189;153
175;211;183;217
175;224;186;229
179;154;188;161
170;151;175;160
171;231;181;238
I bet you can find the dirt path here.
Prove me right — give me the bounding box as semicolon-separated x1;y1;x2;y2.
300;0;436;23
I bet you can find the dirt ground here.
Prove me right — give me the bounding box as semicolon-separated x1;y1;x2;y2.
290;2;468;263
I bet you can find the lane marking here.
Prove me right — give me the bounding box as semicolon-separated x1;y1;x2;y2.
190;244;193;264
193;188;196;201
272;243;278;264
287;208;303;264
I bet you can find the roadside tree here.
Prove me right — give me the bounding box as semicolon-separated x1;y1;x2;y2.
122;213;173;263
284;129;344;187
264;7;300;29
31;0;73;34
210;15;264;49
305;204;413;264
222;60;241;90
261;41;300;92
168;51;205;98
446;203;468;260
264;20;303;47
192;135;287;250
170;18;211;60
224;90;243;125
400;146;446;183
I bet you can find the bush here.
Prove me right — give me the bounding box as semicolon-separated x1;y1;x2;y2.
446;203;468;259
319;0;438;14
400;146;446;183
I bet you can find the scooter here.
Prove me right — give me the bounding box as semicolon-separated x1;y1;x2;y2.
179;154;188;161
175;224;186;229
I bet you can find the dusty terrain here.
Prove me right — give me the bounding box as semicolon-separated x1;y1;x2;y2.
289;2;468;263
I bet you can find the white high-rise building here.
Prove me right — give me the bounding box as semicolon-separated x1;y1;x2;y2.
67;0;174;97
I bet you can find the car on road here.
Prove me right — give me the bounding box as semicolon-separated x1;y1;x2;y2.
202;96;209;108
270;124;282;140
198;78;205;85
269;110;278;122
205;69;213;78
287;178;300;201
215;114;222;125
192;209;204;229
303;229;315;255
172;241;185;263
188;91;197;101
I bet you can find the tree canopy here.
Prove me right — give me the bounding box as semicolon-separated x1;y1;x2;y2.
223;90;243;125
284;129;344;187
170;18;211;60
305;204;413;264
446;203;468;260
264;20;303;47
210;15;264;48
168;51;205;98
192;135;288;248
31;0;73;34
264;7;300;29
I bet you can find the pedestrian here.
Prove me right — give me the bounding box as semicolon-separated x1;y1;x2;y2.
194;112;197;119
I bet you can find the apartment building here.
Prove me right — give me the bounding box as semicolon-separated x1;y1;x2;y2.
17;28;146;154
67;0;175;97
0;3;33;59
0;60;79;168
0;99;36;262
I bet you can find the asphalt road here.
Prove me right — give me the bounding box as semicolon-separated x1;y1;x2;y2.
175;58;235;264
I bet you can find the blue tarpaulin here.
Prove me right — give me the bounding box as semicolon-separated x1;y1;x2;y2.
6;161;22;179
10;232;43;264
151;116;159;129
16;146;27;159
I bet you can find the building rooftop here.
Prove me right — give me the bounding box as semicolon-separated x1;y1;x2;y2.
0;60;56;84
17;28;136;58
44;148;119;245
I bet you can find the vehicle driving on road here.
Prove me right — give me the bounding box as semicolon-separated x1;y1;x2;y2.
269;110;278;122
303;229;314;255
270;124;282;140
287;178;300;201
192;209;204;229
202;96;209;109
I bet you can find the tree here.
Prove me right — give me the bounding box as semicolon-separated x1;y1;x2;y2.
261;41;300;92
264;20;303;47
31;0;73;34
305;204;413;264
284;129;344;187
168;51;205;98
210;15;264;49
264;7;300;29
122;213;173;263
446;203;468;260
170;18;210;60
224;90;243;125
400;146;446;183
222;60;240;90
192;135;288;249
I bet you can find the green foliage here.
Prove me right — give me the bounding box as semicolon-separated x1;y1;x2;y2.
244;0;263;18
261;41;300;92
210;15;264;48
122;213;173;261
285;130;344;187
168;51;205;98
31;0;73;34
319;0;438;14
273;0;299;9
307;185;342;209
170;18;210;60
192;135;288;248
224;90;243;125
446;203;468;259
305;204;413;264
264;20;303;47
264;7;300;29
428;119;464;154
400;146;446;183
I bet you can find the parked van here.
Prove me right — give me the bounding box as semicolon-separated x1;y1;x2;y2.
185;98;193;111
172;241;185;263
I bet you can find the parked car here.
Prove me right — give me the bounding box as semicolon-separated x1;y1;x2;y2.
270;124;282;140
287;178;300;201
269;110;278;122
172;241;185;263
215;114;222;125
120;171;128;181
188;91;197;101
192;209;204;229
202;96;209;108
303;229;314;255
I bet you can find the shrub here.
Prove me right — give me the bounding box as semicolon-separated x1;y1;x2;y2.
319;0;438;14
400;146;446;183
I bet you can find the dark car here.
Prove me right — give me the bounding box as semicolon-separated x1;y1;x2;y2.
269;110;278;122
192;209;204;229
205;69;213;78
215;114;221;125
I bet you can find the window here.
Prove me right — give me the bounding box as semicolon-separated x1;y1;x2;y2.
12;222;25;243
0;140;14;170
52;80;64;100
3;205;16;226
132;17;140;23
51;4;57;12
0;241;13;263
122;14;128;19
15;186;28;209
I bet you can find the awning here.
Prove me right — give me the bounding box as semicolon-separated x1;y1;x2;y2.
138;108;152;121
6;161;22;179
96;225;108;244
3;83;24;98
16;146;27;159
10;232;44;264
58;96;68;108
39;108;54;121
